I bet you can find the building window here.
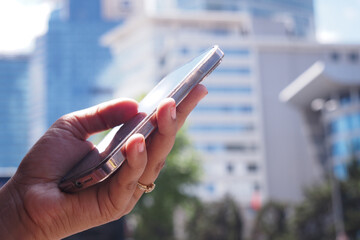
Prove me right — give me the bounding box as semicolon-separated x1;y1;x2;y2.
330;52;340;62
195;105;253;114
334;164;347;180
348;52;359;63
247;163;258;173
351;137;360;152
253;182;261;191
179;47;189;55
339;91;351;106
331;141;349;158
329;116;351;135
215;66;251;75
226;163;235;174
350;114;360;130
223;48;251;56
205;183;215;194
189;124;255;133
207;86;252;95
225;143;258;153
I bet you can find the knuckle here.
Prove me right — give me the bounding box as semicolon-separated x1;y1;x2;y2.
126;181;138;191
154;160;166;174
118;180;138;191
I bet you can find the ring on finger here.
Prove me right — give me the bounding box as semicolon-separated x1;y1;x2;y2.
137;181;156;193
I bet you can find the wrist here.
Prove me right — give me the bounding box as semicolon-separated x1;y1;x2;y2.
0;180;40;239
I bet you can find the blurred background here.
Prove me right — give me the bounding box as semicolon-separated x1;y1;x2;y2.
1;0;360;239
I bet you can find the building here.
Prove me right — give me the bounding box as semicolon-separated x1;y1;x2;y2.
280;47;360;179
0;0;139;174
100;0;360;209
154;0;315;39
0;55;30;174
31;0;135;130
101;0;322;208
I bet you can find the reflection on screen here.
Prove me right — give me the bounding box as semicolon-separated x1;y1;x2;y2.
138;49;210;114
97;48;211;153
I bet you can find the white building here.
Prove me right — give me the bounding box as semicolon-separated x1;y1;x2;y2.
101;10;269;207
100;0;360;210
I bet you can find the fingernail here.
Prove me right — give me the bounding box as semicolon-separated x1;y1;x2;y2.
138;139;145;153
170;106;176;120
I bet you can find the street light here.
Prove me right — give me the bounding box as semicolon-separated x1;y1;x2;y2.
311;98;348;240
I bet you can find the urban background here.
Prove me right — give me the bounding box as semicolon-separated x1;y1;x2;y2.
1;0;360;239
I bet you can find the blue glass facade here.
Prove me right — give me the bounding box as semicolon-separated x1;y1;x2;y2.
176;0;314;38
0;56;30;168
323;90;360;179
39;0;123;126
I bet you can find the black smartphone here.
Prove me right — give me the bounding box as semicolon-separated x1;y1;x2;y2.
59;45;224;193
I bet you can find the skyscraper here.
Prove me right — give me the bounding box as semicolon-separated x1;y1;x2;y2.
32;0;126;128
0;55;30;173
160;0;315;39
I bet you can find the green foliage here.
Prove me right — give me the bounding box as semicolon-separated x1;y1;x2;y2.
253;156;360;240
131;129;202;240
341;157;360;238
186;195;243;240
251;201;293;240
291;184;335;240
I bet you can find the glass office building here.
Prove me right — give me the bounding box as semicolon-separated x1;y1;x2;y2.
0;55;30;171
280;51;360;180
324;90;360;179
172;0;315;38
33;0;124;127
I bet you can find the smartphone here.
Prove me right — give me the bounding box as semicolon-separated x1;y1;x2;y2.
59;45;224;193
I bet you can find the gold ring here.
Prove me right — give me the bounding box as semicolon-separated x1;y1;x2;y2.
137;182;156;193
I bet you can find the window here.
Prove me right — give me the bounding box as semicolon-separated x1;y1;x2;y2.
205;183;215;194
195;143;258;153
331;141;349;158
223;48;250;56
339;91;351;106
330;52;340;62
225;143;258;152
334;164;347;180
348;52;359;63
247;163;258;173
215;66;251;75
179;47;189;55
351;137;360;152
189;124;255;133
195;105;253;114
207;86;252;95
329;116;351;135
350;114;360;130
226;163;235;174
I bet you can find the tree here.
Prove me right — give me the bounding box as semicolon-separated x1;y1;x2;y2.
252;156;360;240
130;129;202;240
340;157;360;238
251;201;292;240
291;184;335;240
186;195;243;240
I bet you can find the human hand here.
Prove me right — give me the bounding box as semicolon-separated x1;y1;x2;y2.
0;84;207;239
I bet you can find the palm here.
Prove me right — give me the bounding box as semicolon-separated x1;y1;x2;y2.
2;84;207;239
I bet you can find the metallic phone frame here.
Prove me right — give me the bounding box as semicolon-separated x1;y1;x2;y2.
59;45;224;193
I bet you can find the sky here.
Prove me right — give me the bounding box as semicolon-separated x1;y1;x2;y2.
0;0;53;54
0;0;359;54
315;0;360;43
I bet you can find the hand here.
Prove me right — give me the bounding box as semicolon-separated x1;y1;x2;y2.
0;84;207;239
